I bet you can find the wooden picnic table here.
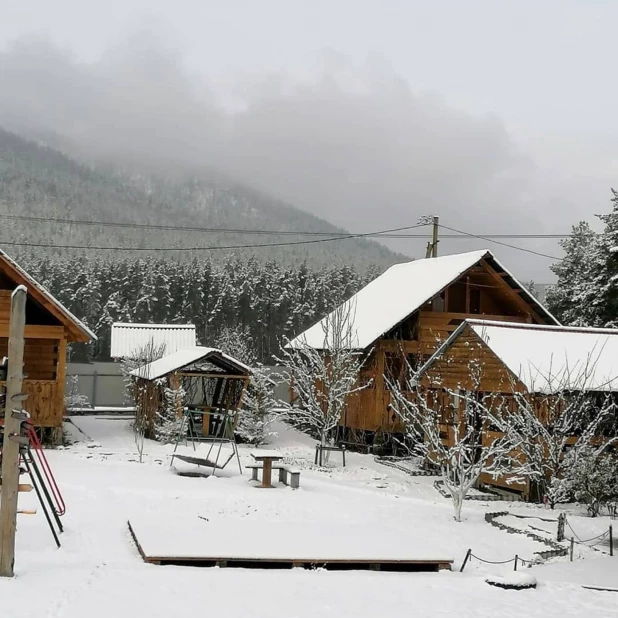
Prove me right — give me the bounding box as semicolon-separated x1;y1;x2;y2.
250;450;283;488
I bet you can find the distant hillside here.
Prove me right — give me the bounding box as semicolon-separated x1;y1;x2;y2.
0;127;405;269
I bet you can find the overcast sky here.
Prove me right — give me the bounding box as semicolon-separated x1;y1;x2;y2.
2;0;616;280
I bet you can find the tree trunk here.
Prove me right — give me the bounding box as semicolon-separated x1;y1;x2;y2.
452;492;463;522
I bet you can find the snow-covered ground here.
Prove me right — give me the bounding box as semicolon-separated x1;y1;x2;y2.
2;418;617;617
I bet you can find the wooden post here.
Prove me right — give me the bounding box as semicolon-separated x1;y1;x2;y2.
0;286;27;577
570;537;574;562
610;525;613;557
557;513;565;542
262;459;273;488
375;347;385;431
513;555;518;571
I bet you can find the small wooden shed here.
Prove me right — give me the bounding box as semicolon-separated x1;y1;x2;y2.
130;347;251;440
416;319;618;498
0;249;95;441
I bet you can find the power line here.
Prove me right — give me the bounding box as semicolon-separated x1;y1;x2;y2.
0;222;431;252
0;213;574;239
438;223;562;261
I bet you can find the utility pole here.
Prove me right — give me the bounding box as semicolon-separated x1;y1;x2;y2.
0;285;27;577
431;216;439;258
424;215;440;258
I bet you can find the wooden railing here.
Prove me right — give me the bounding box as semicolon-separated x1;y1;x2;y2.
0;380;59;427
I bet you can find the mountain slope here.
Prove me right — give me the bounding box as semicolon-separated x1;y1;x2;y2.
0;127;406;268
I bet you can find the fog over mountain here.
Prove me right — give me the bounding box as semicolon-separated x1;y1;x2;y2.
2;1;617;279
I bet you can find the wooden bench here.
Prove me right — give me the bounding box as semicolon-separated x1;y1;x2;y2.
246;463;301;489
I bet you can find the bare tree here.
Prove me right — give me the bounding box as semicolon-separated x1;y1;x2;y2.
490;356;618;507
278;301;369;450
388;359;533;522
121;339;167;462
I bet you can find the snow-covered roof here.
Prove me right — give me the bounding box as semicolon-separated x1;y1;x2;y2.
425;319;618;394
289;250;557;350
131;346;251;381
0;248;96;342
111;323;196;358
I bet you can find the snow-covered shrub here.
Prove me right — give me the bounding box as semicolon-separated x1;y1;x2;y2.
556;445;618;516
64;375;90;411
155;380;186;444
236;367;278;445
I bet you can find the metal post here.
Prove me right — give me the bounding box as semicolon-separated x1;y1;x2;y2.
0;286;27;577
514;555;518;571
570;537;574;562
92;370;98;408
459;548;472;572
610;525;613;557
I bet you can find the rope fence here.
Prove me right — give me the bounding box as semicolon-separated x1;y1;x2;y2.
460;548;530;572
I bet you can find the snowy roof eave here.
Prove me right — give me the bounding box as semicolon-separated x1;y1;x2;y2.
0;248;96;342
417;319;618;394
130;346;252;381
288;249;558;351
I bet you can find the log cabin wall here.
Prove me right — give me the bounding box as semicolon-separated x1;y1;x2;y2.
420;327;536;497
0;289;68;430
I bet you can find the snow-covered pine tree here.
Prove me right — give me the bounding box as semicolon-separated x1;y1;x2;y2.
547;221;602;326
595;189;618;327
214;325;277;445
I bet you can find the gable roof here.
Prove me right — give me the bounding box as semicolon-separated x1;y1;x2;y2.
419;319;618;394
131;346;251;381
111;322;196;358
288;250;557;350
0;248;95;342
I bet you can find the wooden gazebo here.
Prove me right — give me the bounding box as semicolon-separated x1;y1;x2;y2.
130;346;251;440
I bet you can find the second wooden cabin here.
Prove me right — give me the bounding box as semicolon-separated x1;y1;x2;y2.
415;319;618;499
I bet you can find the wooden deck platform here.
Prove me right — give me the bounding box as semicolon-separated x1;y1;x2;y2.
128;517;453;572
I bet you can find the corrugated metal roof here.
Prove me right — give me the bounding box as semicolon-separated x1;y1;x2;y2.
130;346;251;381
288;250;557;350
422;319;618;394
110;323;196;358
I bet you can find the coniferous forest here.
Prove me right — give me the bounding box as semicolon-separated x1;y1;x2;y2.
21;255;377;363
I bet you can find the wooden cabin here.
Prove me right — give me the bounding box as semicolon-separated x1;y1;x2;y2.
0;250;95;442
288;250;557;445
416;319;618;499
131;346;250;440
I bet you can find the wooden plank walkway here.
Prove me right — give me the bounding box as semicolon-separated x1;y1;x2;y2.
128;519;452;572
